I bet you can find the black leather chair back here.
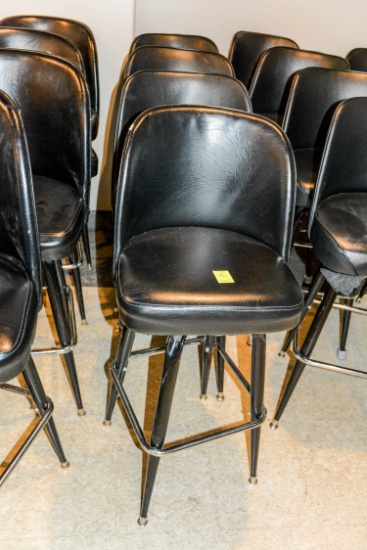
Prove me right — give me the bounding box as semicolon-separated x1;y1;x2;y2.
114;106;296;271
228;30;298;89
250;47;349;123
130;33;218;53
0;49;90;206
346;48;367;71
0;90;42;309
112;70;252;202
123;46;234;80
283;67;367;150
0;15;99;120
0;27;84;73
309;97;367;232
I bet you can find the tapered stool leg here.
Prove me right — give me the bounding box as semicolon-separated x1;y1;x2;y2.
216;335;226;401
337;298;353;360
104;326;135;425
69;250;87;325
43;259;85;415
82;224;92;269
200;336;214;398
271;284;336;428
23;357;69;467
138;335;186;526
249;334;266;483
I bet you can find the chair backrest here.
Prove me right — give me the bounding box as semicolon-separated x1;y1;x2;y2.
228;30;299;89
0;90;42;309
250;47;349;123
0;49;90;205
0;27;85;74
282;67;367;150
346;48;367;71
112;70;253;201
123;46;234;80
130;33;219;53
0;15;99;117
113;106;296;273
309;97;367;232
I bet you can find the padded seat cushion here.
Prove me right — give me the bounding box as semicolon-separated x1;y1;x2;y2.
294;148;322;207
311;193;367;276
116;226;303;335
33;175;84;261
0;257;38;383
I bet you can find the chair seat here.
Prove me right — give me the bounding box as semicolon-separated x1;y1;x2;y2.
0;257;38;383
311;193;367;276
116;227;303;335
34;175;85;261
294;148;322;207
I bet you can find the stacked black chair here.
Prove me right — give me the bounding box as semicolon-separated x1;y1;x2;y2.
0;90;68;485
271;97;367;428
130;32;219;53
228;30;298;89
108;105;303;524
249;47;349;124
0;15;100;268
0;49;91;415
346;48;367;71
122;46;234;81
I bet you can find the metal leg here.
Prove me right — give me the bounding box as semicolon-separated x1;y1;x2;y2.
200;336;214;399
82;223;92;270
216;335;226;401
69;250;87;325
337;298;353;360
280;270;325;355
104;326;135;425
23;357;69;467
271;284;336;428
138;335;186;526
42;260;85;415
249;334;266;484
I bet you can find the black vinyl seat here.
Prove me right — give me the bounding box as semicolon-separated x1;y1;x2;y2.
228;30;298;89
271;97;367;429
250;46;349;124
0;90;68;485
108;105;303;524
122;46;234;81
346;48;367;71
130;32;219;53
0;49;91;415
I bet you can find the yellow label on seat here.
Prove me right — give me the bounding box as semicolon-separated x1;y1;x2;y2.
212;270;235;283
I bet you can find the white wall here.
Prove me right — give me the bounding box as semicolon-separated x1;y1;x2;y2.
0;0;135;210
135;0;366;58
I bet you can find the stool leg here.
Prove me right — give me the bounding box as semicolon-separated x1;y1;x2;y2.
271;284;336;428
82;224;92;269
337;298;353;360
280;270;325;355
104;326;135;425
69;250;87;325
200;335;214;399
216;335;226;401
43;260;85;415
23;357;69;467
249;334;266;484
138;335;186;526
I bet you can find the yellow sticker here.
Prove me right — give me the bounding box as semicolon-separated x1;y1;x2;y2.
212;270;235;284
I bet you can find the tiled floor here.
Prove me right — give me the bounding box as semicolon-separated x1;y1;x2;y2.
1;213;366;549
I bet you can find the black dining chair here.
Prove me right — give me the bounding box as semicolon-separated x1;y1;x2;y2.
271;97;367;429
0;48;91;415
122;46;234;81
249;46;349;124
228;30;299;89
108;105;303;524
0;90;69;485
0;14;100;268
130;32;219;53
